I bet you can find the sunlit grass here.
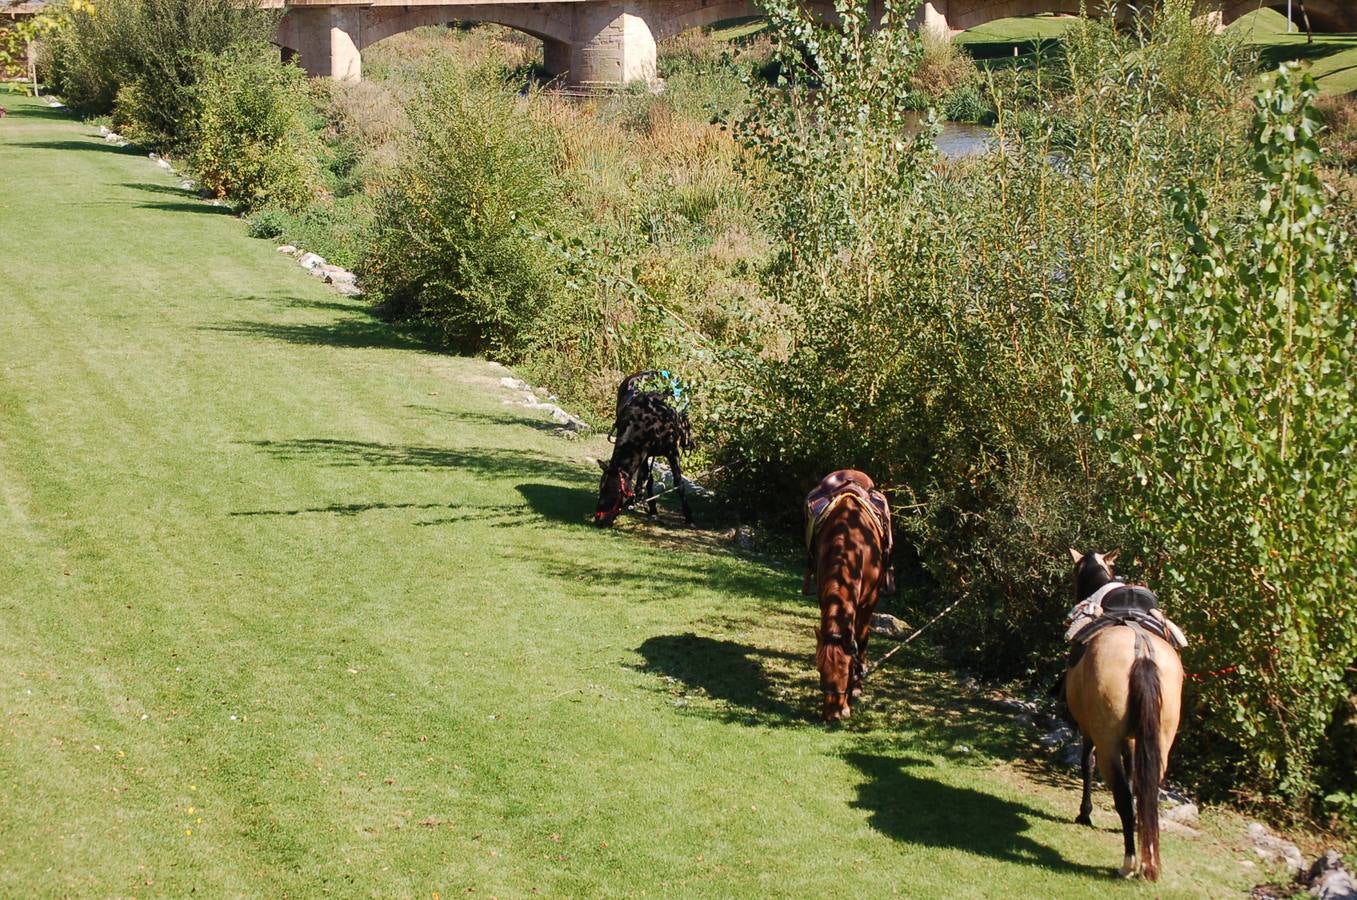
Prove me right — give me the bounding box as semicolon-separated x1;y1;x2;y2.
0;91;1266;896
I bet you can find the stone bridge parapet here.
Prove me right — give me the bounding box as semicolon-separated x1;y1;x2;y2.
272;0;1357;86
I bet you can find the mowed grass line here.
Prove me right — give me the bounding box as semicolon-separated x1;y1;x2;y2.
0;93;1253;896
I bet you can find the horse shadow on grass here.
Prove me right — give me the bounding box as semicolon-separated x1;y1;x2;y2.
637;625;1049;759
844;750;1093;875
637;632;815;724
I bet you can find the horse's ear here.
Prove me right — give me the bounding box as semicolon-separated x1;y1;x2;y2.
595;458;608;472
1103;549;1120;566
1069;547;1084;563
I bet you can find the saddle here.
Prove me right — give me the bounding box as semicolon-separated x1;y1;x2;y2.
1065;582;1188;659
802;470;895;596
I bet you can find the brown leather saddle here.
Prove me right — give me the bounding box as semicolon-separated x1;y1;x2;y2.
802;469;895;596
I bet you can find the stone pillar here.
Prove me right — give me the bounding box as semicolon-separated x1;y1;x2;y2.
280;6;364;81
1195;9;1224;33
566;5;657;86
916;1;952;41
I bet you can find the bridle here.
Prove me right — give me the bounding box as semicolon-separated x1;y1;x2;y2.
818;630;863;698
596;467;636;522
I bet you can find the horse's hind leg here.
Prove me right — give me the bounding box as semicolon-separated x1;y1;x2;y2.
643;457;658;516
1103;748;1139;877
1076;736;1095;826
667;451;693;525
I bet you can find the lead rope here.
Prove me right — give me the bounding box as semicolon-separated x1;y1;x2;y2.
872;593;971;670
635;464;727;506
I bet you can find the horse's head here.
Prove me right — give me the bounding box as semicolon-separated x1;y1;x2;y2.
815;626;858;722
594;458;635;527
1069;547;1119;599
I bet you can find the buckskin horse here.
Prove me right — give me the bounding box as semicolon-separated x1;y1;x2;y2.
594;371;694;527
1064;549;1185;881
804;470;893;722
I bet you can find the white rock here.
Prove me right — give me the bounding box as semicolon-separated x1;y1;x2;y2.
1248;822;1306;873
104;133;121;143
321;265;357;285
179;180;195;191
1164;802;1199;825
156;158;172;170
148;152;158;160
1308;851;1356;900
297;252;326;271
334;283;363;297
277;245;297;255
98;125;110;136
871;613;911;638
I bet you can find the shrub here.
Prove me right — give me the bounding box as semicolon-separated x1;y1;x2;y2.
940;82;988;123
246;207;286;239
47;0;276;148
911;26;979;104
358;66;563;356
709;0;1260;679
1074;67;1357;807
186;47;322;212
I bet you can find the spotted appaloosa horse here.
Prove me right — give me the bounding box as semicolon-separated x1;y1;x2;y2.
806;469;891;722
1065;549;1184;882
594;372;694;527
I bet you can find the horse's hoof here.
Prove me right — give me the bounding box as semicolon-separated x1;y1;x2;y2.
1119;855;1140;879
1074;813;1093;827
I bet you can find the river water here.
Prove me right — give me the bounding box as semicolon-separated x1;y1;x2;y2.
935;121;993;160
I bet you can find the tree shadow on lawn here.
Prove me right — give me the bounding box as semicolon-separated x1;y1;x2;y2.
118;181;194;197
248;438;587;484
413;407;566;435
844;750;1096;875
135;200;231;215
19;138;143;156
231;497;539;528
206;318;429;353
1256;35;1357;68
5;104;75;122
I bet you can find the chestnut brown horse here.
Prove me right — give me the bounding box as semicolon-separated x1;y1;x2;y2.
806;470;891;722
1065;549;1184;881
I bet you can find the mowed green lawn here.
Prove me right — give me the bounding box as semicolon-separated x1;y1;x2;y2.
1228;9;1357;95
0;93;1258;896
960;11;1357;95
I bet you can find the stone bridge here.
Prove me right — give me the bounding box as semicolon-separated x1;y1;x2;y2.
272;0;1357;86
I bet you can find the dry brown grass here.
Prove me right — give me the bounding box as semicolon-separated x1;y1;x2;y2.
911;29;979;101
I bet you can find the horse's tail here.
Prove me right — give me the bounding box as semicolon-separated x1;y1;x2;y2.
676;409;694;452
1129;653;1163;881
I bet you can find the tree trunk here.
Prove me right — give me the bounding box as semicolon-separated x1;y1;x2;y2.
1297;0;1314;43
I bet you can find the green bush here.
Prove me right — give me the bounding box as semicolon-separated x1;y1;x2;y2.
358;66;563;356
186;47;322;213
47;0;276;148
940;83;988;123
1074;66;1357;808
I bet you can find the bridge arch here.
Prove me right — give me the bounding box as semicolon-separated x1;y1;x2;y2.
357;5;575;51
1220;0;1357;32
